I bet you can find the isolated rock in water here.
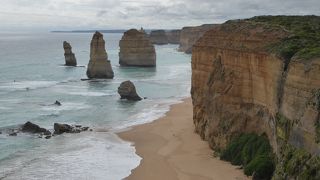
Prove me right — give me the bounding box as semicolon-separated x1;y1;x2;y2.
9;132;17;136
149;30;168;45
54;100;61;106
118;80;142;101
86;31;114;79
63;41;77;66
54;123;73;134
166;30;181;44
119;29;156;67
54;123;89;135
22;121;51;135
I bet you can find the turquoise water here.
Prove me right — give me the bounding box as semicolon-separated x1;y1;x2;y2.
0;32;191;179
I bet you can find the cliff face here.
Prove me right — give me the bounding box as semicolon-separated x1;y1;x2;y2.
179;24;218;54
86;31;114;79
119;29;156;67
191;20;320;178
63;41;77;66
166;30;181;44
149;30;168;45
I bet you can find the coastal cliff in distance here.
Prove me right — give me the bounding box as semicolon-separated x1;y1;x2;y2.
179;24;218;54
166;30;180;44
149;30;168;45
191;16;320;179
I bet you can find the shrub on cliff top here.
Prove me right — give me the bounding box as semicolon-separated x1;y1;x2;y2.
247;15;320;60
220;133;275;179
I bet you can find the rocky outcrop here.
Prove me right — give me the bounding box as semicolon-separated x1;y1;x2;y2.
149;30;168;45
54;123;89;134
166;30;181;44
179;24;218;54
119;29;156;67
118;81;142;101
21;121;51;135
86;31;114;79
63;41;77;66
191;19;320;178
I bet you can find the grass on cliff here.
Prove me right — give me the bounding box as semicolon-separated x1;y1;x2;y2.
247;15;320;60
220;133;275;179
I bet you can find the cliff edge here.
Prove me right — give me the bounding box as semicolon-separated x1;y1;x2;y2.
191;16;320;179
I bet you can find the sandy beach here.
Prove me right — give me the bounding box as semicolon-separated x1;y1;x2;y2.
118;98;249;180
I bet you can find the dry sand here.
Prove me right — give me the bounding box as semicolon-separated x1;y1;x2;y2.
118;98;249;180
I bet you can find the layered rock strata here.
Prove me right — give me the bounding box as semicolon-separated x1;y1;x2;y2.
166;30;181;44
87;31;114;78
119;29;156;67
149;30;168;45
63;41;77;66
179;24;218;54
191;20;320;178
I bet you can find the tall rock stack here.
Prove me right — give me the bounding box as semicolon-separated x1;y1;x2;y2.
63;41;77;66
119;29;156;67
86;31;114;79
149;30;168;45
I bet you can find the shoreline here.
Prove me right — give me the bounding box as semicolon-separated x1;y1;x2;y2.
118;98;249;180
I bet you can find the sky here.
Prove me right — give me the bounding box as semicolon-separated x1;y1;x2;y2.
0;0;319;31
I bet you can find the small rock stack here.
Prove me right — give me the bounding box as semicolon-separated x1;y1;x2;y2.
63;41;77;66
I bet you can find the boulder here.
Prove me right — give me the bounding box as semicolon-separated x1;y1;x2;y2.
63;41;77;66
119;29;156;67
118;81;142;101
149;30;168;45
21;121;51;135
86;31;114;79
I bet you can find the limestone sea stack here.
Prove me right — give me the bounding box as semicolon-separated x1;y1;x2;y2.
166;30;181;44
179;24;218;54
149;30;168;45
86;31;114;79
118;80;142;101
63;41;77;66
119;29;156;67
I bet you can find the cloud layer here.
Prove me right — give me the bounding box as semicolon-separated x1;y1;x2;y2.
0;0;319;31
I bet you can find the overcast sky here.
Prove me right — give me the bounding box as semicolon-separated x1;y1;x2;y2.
0;0;319;31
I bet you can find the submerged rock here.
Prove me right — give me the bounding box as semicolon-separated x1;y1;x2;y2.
9;132;17;136
54;100;62;106
63;41;77;66
149;30;168;45
119;29;156;67
21;121;51;135
118;81;142;101
86;31;114;79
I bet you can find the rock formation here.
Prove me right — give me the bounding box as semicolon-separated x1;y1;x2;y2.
86;31;114;79
118;81;142;101
179;24;218;54
54;123;89;134
21;121;51;135
191;16;320;179
166;30;181;44
63;41;77;66
119;29;156;67
149;30;168;45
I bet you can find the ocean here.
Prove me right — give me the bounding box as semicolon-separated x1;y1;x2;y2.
0;32;191;179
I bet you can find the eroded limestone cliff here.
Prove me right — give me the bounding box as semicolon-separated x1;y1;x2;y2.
166;30;181;44
179;24;218;54
191;18;320;179
149;30;168;45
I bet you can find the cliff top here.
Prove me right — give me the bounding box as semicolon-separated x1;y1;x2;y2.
244;15;320;61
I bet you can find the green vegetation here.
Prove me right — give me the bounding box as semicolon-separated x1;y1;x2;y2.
248;15;320;60
274;145;320;180
220;133;275;179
